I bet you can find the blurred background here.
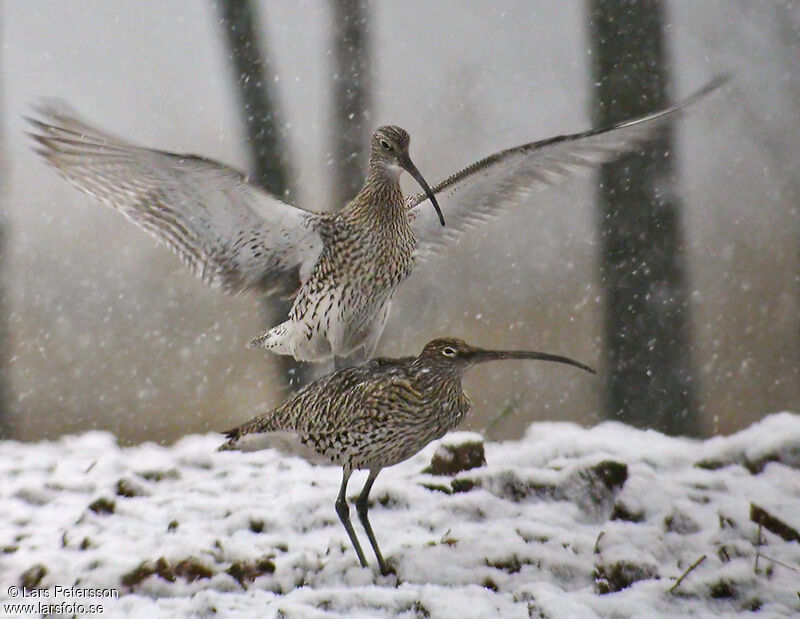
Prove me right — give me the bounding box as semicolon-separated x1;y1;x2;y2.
0;1;797;444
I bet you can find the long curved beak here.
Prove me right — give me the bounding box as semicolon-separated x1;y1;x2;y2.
468;349;596;374
401;153;445;226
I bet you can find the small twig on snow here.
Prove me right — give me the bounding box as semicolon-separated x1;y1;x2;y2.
668;554;707;594
755;522;763;574
593;531;605;554
759;553;800;574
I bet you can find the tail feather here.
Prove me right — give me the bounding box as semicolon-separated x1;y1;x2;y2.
248;323;291;352
248;319;335;363
219;413;277;451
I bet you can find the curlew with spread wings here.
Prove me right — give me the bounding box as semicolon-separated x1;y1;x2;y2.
27;78;725;364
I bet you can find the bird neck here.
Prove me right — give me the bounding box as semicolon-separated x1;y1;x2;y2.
414;366;470;428
412;364;464;392
342;164;405;224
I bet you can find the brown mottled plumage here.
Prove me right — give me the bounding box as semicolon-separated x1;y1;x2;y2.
27;114;440;364
222;337;595;575
25;78;724;364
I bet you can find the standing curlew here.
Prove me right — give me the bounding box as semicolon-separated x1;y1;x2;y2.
27;78;724;364
221;337;595;575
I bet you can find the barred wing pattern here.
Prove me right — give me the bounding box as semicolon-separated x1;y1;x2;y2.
223;363;429;467
225;361;420;437
28;102;324;297
281;363;421;434
408;78;726;257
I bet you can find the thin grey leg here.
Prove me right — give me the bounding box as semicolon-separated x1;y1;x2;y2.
334;354;365;370
346;345;371;366
356;468;389;575
335;467;368;567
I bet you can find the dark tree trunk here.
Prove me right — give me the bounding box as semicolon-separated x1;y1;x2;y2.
216;0;293;199
216;0;311;389
587;0;699;435
329;0;372;209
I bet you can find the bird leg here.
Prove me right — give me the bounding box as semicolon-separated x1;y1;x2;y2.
334;354;363;370
356;468;389;576
335;468;369;568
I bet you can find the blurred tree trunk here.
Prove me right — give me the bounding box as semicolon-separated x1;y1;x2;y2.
216;0;311;389
0;12;8;437
0;225;8;437
587;0;699;435
329;0;372;209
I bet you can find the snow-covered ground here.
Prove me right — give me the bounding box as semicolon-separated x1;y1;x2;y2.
1;413;799;618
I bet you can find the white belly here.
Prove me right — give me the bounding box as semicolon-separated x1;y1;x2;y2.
256;286;393;363
253;227;413;363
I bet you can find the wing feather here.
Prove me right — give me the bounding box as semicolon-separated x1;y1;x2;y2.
27;100;324;297
221;362;422;452
408;77;727;257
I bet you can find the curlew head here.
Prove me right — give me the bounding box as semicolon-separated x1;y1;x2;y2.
416;337;596;375
370;126;444;226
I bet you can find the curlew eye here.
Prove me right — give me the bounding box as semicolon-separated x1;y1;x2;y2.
379;139;391;151
442;347;457;357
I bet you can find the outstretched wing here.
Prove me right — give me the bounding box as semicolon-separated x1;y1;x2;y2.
408;77;727;258
27;101;324;297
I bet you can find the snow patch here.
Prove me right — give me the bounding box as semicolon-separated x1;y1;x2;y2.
1;414;799;616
